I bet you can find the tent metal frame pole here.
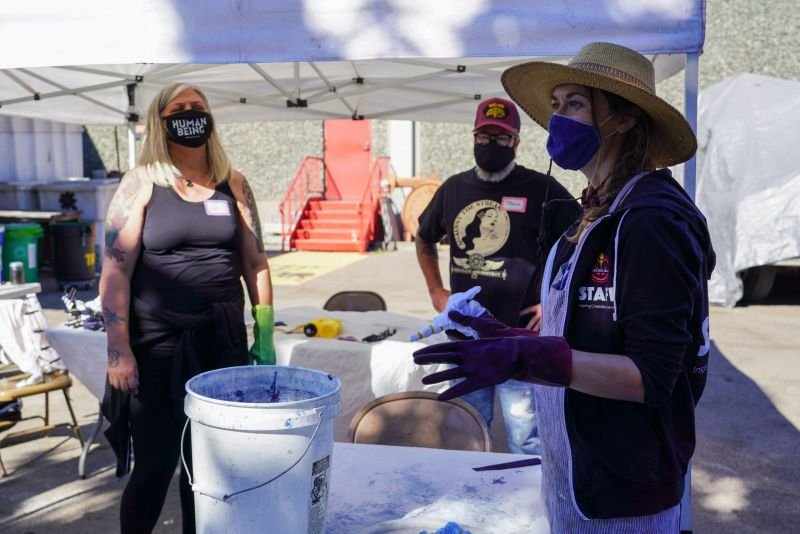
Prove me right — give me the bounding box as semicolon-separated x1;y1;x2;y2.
127;125;136;169
679;52;699;534
1;74;129;113
683;52;699;201
126;82;137;170
385;57;536;77
249;63;294;100
308;69;457;105
144;63;219;79
307;62;358;115
368;96;479;120
1;68;38;94
193;85;352;120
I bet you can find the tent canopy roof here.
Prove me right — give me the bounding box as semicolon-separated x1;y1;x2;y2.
0;0;705;125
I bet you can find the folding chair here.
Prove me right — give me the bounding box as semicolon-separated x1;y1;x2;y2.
0;369;84;476
323;291;387;312
347;391;491;452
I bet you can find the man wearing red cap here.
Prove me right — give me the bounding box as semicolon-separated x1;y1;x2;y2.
415;97;580;454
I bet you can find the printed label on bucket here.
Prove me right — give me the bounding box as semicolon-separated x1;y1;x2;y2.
28;243;37;268
307;455;330;534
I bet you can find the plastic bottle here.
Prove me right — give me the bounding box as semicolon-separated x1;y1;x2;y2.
303;317;343;338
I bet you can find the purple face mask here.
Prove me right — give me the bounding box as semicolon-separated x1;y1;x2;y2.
546;114;601;170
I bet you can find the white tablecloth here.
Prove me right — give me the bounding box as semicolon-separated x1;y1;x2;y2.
45;324;107;401
45;320;549;532
274;306;449;440
329;443;548;533
0;282;41;299
45;306;450;440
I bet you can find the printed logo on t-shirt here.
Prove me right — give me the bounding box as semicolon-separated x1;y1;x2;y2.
204;199;231;217
590;252;610;283
451;199;510;280
501;196;527;213
577;286;615;303
577;251;615;312
693;316;711;376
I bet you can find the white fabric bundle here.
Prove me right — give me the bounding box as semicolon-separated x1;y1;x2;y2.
0;294;65;386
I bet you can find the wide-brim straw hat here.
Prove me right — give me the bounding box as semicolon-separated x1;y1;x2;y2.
501;42;697;168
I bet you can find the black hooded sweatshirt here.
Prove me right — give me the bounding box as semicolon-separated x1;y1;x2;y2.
543;169;716;519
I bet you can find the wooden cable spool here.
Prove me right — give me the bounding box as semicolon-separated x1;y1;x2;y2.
401;182;440;241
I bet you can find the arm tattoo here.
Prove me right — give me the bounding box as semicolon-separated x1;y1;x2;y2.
105;226;126;262
104;173;143;263
241;176;265;253
107;348;121;368
416;238;438;258
103;306;126;326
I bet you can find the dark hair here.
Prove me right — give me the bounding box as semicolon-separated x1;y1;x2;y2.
568;88;654;242
464;207;496;251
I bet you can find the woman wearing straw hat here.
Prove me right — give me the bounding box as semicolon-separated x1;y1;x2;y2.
414;42;716;531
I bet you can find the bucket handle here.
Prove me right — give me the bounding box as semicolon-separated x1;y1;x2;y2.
180;408;326;502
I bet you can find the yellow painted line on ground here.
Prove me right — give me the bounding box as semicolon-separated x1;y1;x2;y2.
269;251;368;286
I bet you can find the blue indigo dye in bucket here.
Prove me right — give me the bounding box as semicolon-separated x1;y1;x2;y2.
209;370;320;404
184;365;341;534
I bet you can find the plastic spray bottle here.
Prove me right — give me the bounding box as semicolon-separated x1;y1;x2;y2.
303;317;343;338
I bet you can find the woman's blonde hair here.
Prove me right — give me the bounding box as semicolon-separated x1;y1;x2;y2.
568;89;654;242
137;83;232;188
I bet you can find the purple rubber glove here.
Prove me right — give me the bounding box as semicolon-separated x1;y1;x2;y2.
413;336;572;401
448;310;540;339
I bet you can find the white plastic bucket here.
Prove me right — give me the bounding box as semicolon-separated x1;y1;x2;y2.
183;365;341;534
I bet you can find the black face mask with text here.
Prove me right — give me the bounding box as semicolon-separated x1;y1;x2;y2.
164;109;213;148
474;142;515;172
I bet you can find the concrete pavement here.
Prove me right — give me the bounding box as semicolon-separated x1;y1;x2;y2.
0;243;798;533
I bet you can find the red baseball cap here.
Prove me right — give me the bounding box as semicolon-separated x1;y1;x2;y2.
473;97;521;134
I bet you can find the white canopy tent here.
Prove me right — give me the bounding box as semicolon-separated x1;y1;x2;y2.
1;2;705;527
0;0;704;191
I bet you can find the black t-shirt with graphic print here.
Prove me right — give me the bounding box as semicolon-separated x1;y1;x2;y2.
417;165;579;326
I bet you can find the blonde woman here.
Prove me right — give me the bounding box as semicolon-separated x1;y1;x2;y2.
99;83;275;534
415;43;716;532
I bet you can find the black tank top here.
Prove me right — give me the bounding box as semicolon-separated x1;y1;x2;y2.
131;181;244;314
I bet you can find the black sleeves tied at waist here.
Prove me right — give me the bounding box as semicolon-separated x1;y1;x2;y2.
136;299;248;413
101;301;248;477
101;378;131;478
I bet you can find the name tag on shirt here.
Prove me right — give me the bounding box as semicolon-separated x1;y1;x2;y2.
204;199;231;217
501;196;527;213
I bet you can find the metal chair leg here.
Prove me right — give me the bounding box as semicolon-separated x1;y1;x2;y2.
78;406;104;479
0;421;16;477
45;391;50;430
62;388;85;447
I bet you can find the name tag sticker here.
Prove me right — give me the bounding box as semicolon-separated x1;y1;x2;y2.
204;199;231;217
501;196;527;213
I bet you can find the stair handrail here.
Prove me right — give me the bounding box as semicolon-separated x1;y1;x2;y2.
279;156;325;252
357;156;390;246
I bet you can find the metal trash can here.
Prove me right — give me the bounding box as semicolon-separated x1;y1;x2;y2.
51;221;97;289
2;223;44;283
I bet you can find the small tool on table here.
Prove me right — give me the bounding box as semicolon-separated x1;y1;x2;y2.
472;457;541;471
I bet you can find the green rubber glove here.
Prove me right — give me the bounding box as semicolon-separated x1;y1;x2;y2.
249;304;276;365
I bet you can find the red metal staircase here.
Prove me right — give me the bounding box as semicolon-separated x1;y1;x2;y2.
280;156;389;252
279;120;391;253
294;199;366;252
